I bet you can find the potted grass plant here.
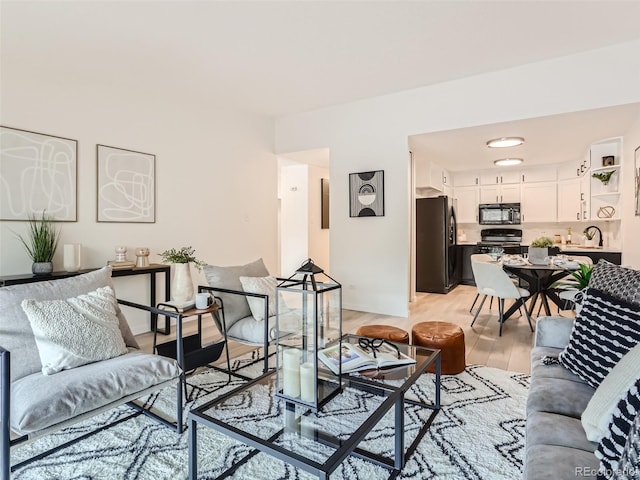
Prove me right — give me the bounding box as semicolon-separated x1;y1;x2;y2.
16;211;61;274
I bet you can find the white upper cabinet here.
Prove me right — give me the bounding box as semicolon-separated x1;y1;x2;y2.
521;166;557;183
480;170;521;185
454;186;479;223
521;182;557;223
480;184;521;204
454;171;479;187
557;178;581;222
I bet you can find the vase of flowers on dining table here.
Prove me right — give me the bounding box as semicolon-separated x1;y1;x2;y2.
528;236;554;265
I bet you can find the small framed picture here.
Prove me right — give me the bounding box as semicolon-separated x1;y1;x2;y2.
602;156;615;167
349;170;384;217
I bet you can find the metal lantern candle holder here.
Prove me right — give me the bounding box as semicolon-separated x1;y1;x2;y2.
275;259;342;411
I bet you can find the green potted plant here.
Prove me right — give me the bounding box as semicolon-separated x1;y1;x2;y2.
570;263;593;291
159;246;205;303
583;228;596;247
529;236;553;265
16;211;61;274
592;170;615;185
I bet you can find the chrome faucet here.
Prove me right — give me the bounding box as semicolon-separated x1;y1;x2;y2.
584;225;603;247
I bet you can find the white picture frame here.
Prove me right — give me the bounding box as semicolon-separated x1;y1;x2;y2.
0;126;77;221
97;144;156;223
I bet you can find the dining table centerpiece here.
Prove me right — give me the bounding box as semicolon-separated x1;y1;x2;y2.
528;236;553;265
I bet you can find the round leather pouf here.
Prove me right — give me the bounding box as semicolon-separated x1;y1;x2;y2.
355;325;410;344
411;321;466;375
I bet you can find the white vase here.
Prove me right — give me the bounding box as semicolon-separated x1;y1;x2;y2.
63;244;82;272
172;263;194;303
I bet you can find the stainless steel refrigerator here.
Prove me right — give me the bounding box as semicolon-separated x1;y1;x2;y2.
416;196;459;293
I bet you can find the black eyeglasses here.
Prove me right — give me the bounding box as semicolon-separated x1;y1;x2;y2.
357;337;401;359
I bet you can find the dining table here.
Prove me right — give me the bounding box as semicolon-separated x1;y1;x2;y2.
501;261;576;320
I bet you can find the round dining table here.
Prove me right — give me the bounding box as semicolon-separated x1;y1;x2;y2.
501;262;574;320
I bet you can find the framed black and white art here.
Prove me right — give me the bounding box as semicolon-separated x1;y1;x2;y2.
97;144;156;223
635;145;640;216
0;126;77;221
349;170;384;217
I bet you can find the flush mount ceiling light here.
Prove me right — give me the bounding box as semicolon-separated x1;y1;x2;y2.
494;158;523;167
486;137;525;148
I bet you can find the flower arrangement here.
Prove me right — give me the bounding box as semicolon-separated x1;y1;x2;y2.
159;246;205;271
530;236;553;248
592;170;615;185
16;211;60;263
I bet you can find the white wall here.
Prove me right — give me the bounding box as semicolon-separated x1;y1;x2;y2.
279;163;309;275
275;40;640;317
621;113;640;267
1;65;278;334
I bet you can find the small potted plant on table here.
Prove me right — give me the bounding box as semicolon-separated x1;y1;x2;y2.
528;236;553;265
160;246;205;303
16;211;60;275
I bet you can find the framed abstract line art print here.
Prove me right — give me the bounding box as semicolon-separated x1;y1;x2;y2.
0;126;77;221
349;170;384;217
97;144;155;223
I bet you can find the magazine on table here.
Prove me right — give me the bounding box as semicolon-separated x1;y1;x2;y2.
318;341;416;374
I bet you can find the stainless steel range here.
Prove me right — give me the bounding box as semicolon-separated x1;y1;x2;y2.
477;228;523;254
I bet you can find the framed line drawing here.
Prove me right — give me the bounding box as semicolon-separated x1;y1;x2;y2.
97;144;155;223
0;126;77;221
349;170;384;217
635;145;640;216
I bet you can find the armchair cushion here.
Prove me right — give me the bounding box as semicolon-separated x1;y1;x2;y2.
239;275;289;321
589;260;640;306
0;266;138;382
203;258;269;326
21;286;128;375
11;349;179;435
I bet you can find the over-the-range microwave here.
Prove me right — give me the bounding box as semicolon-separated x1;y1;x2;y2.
478;203;521;225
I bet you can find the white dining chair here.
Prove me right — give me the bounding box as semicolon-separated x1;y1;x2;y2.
470;257;534;336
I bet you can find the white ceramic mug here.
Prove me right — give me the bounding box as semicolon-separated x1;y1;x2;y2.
195;292;214;310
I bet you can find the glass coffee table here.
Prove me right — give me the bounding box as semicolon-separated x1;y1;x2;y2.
187;334;441;479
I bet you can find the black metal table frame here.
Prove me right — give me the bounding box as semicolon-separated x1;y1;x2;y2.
187;340;441;480
502;264;571;320
0;264;172;335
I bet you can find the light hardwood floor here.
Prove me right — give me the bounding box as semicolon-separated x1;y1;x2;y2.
135;284;573;374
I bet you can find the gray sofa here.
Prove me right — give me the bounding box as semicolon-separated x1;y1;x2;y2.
0;267;181;479
525;315;599;480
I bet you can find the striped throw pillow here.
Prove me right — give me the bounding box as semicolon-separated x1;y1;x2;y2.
558;288;640;389
595;379;640;479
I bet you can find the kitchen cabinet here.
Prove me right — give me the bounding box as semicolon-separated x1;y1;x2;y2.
480;184;520;204
521;182;557;222
457;244;479;286
521;166;557;183
454;186;479;223
480;170;521;185
557;178;581;222
454;171;479;187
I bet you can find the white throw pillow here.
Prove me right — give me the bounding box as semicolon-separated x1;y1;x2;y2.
239;275;286;322
21;286;128;375
582;342;640;442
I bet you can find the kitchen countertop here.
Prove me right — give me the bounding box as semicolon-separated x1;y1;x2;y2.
455;242;621;253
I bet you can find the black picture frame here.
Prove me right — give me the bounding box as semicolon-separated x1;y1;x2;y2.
635;146;640;216
602;155;615;167
349;170;384;217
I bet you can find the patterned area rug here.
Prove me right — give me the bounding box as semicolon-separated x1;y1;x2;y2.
12;359;529;480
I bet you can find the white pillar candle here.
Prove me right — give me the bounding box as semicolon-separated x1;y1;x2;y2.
299;362;315;403
63;244;81;272
282;349;301;397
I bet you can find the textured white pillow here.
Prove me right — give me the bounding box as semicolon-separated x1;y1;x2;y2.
21;286;128;375
582;342;640;442
239;275;286;322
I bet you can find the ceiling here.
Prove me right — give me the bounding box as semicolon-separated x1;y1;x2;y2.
3;2;640;172
2;1;640;118
409;103;640;172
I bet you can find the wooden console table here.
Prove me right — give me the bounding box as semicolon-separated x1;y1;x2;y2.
0;264;172;334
